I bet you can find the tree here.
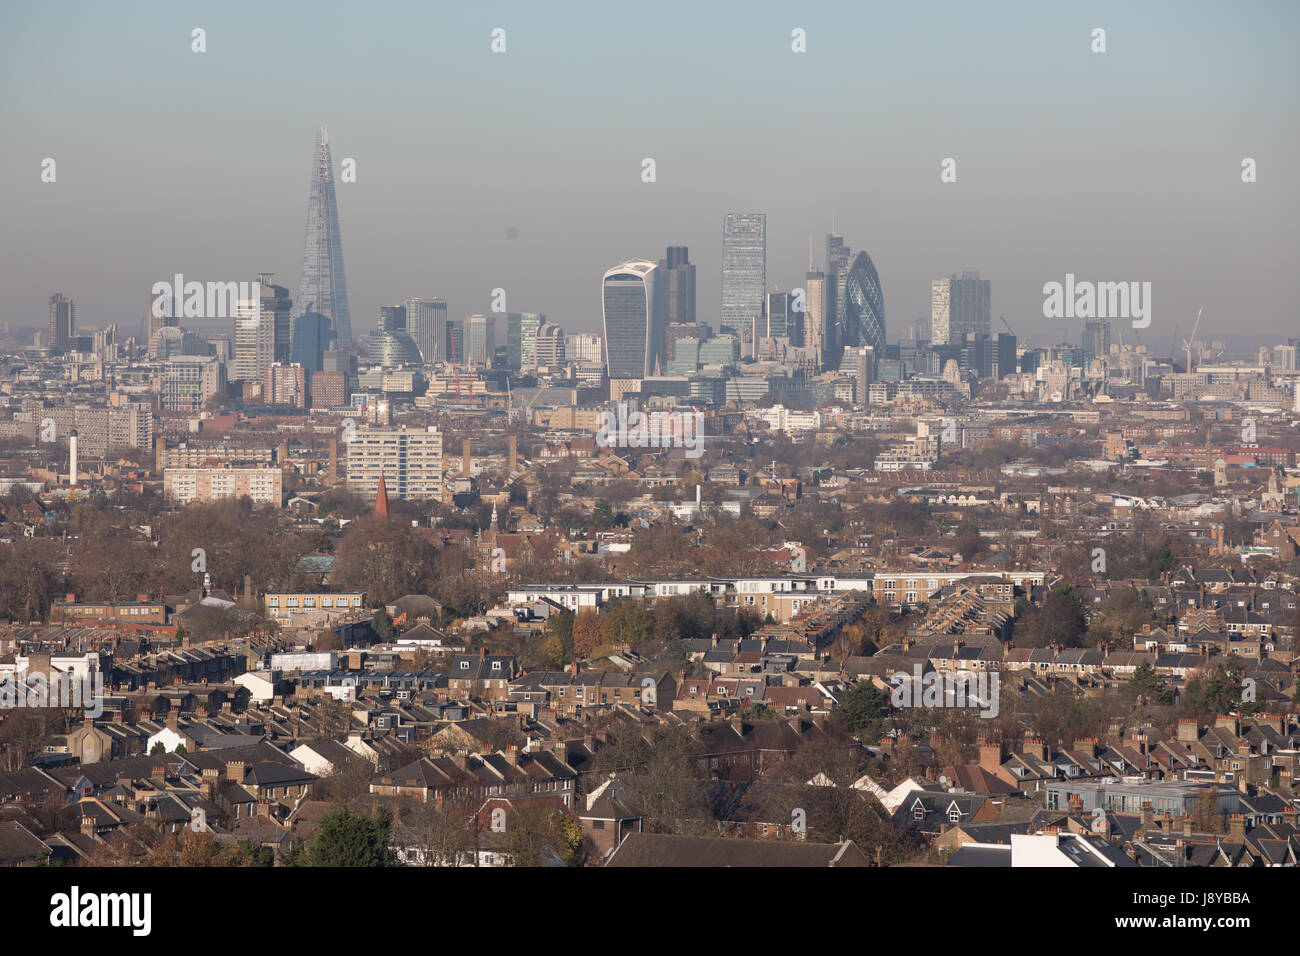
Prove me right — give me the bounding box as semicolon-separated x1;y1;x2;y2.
314;696;352;742
953;522;984;561
839;681;888;740
1087;587;1156;647
600;598;652;652
545;611;574;662
372;606;395;642
539;636;565;669
1129;661;1173;706
1013;586;1087;649
1144;545;1177;579
302;807;396;867
1182;658;1249;721
572;608;603;659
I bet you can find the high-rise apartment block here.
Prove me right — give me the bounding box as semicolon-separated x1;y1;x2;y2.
346;425;444;501
164;466;283;507
264;362;308;408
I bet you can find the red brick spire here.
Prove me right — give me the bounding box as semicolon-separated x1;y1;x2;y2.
374;474;390;519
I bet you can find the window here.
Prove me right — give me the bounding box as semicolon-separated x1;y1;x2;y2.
912;803;925;820
460;662;469;670
948;807;961;823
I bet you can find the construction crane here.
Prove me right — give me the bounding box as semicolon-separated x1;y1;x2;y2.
1182;307;1203;374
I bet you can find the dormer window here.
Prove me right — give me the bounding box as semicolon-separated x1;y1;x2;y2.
460;662;470;670
912;802;925;820
948;807;961;823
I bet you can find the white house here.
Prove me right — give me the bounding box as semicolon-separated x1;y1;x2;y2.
233;670;278;704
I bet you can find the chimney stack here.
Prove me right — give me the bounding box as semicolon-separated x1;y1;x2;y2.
1228;813;1245;843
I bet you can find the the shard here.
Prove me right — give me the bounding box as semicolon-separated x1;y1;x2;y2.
293;126;352;348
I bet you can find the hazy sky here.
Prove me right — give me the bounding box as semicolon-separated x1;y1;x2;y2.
2;0;1297;352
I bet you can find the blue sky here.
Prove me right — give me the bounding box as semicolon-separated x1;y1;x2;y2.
2;0;1297;349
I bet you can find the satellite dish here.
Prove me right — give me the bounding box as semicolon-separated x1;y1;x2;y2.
938;775;948;786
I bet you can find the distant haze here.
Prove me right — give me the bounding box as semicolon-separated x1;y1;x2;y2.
2;0;1296;352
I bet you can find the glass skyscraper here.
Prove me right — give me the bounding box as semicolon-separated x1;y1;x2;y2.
464;314;497;368
659;246;696;328
766;291;790;339
291;310;335;375
294;127;352;349
930;272;989;346
721;214;765;335
405;298;447;364
507;312;544;371
602;260;661;379
841;250;887;357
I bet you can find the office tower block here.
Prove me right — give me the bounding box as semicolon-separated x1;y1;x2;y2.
659;245;696;329
766;292;791;340
379;305;407;333
233;285;275;385
804;270;826;370
838;250;887;360
970;333;995;379
405;298;447;363
825;233;850;346
146;289;179;347
369;329;421;366
838;345;874;405
49;293;75;351
533;323;566;369
291;310;335;375
251;276;294;364
721;214;766;335
564;331;602;365
446;320;465;365
997;332;1017;378
464;314;496;368
507;312;545;371
930;271;990;346
602;260;662;378
1083;318;1111;360
294;126;352;349
161;356;225;412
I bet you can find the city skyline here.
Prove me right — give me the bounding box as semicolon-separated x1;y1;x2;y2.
2;2;1297;352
